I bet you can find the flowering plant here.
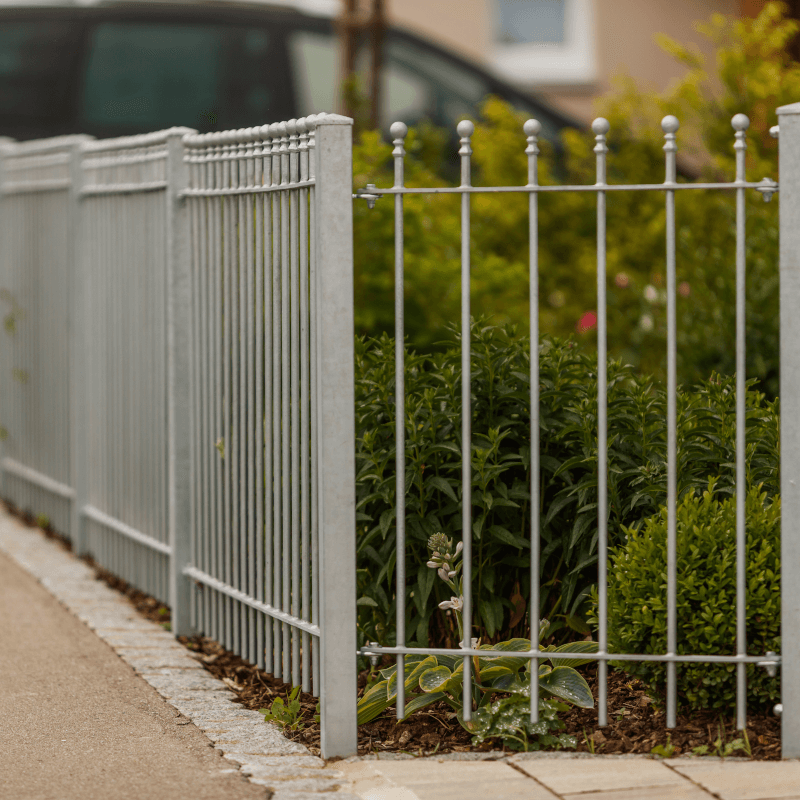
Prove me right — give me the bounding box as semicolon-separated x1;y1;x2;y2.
357;533;597;749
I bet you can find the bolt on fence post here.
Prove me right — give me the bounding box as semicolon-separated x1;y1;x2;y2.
778;101;800;759
166;128;197;638
313;113;357;759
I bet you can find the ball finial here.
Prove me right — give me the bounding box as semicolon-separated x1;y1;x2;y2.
732;113;750;132
591;117;610;136
661;115;680;134
457;119;475;138
286;119;298;136
524;119;542;137
390;121;408;140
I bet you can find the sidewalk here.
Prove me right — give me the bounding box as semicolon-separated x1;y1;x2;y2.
2;509;799;800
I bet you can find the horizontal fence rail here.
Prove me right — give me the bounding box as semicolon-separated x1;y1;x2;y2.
0;114;357;758
356;111;790;750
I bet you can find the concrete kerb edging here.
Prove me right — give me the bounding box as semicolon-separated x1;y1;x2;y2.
0;511;359;800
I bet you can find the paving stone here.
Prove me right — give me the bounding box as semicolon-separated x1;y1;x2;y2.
667;759;800;800
271;793;361;800
223;754;325;771
122;652;205;671
99;630;179;647
216;737;308;758
562;785;713;800
512;755;686;795
241;766;344;782
344;760;559;800
248;776;346;792
143;671;229;696
84;616;160;631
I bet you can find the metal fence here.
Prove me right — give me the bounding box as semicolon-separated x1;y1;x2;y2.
2;102;799;759
355;108;793;753
0;115;357;757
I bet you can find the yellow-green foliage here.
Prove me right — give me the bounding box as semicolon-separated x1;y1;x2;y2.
352;2;795;396
599;482;780;712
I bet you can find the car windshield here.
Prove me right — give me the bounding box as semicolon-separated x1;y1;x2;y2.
79;20;293;135
0;20;83;129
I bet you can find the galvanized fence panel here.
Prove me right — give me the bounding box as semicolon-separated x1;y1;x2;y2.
357;112;787;745
0;136;89;539
181;115;356;757
77;128;194;606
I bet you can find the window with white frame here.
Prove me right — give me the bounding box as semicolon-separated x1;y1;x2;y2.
492;0;596;86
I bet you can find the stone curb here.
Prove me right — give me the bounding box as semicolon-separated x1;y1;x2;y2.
0;512;359;799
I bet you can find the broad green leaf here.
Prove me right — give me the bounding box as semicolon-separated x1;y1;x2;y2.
539;666;594;708
357;680;392;724
399;691;447;719
491;672;528;693
419;665;452;692
548;640;598;669
387;656;437;700
478;665;513;683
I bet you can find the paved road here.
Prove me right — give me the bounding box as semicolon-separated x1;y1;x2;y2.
0;547;266;800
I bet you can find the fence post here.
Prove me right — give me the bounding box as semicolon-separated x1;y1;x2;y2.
313;113;357;759
778;102;800;759
0;137;12;502
69;138;91;555
166;128;196;638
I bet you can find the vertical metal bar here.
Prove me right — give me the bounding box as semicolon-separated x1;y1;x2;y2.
70;138;91;555
213;135;224;645
390;121;408;719
223;134;234;650
308;118;320;696
245;129;257;666
166;128;196;638
662;115;680;730
198;139;212;636
280;121;292;682
289;119;301;686
457;119;474;722
777;100;800;759
270;122;283;672
232;135;243;656
525;119;541;724
314;113;357;758
188;143;200;632
260;124;273;674
298;118;311;691
733;112;750;732
593;117;610;729
255;126;267;671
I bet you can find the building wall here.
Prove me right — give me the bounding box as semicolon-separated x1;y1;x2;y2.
385;0;745;124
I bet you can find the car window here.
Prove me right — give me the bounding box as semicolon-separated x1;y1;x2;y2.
288;29;338;118
80;21;291;134
0;21;83;124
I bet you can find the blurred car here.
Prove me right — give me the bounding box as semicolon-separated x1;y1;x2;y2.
0;0;576;142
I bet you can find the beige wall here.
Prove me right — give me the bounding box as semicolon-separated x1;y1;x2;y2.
385;0;743;124
387;0;492;64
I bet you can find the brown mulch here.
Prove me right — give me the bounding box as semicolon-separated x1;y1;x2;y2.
3;500;782;760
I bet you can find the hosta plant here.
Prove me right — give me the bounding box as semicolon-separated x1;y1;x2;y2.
357;533;597;749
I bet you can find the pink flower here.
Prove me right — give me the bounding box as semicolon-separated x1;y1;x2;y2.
678;281;690;297
576;311;597;333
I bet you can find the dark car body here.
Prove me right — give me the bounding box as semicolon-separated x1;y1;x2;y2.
0;0;576;141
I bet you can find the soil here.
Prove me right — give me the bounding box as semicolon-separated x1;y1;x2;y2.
4;501;782;760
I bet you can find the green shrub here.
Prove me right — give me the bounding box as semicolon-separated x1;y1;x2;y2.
599;481;781;712
354;323;779;649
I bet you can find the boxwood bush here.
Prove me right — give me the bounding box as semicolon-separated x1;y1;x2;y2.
599;482;780;712
354;322;779;649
